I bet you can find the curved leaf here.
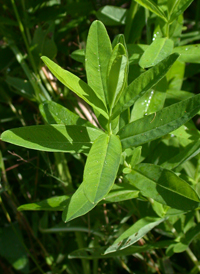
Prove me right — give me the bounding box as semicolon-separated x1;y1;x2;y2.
41;56;109;119
1;125;104;153
118;93;200;149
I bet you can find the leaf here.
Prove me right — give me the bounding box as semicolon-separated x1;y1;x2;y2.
105;217;166;254
173;223;200;253
70;49;85;63
166;60;185;90
68;240;174;259
1;125;104;153
139;38;174;68
169;0;194;23
173;44;200;63
39;101;93;126
62;183;95;223
107;44;128;111
18;195;69;211
96;5;127;26
111;53;179;120
161;140;200;170
41;56;109;119
85;20;112;106
6;76;35;100
134;0;167;22
118;93;200;149
0;223;29;273
126;163;200;210
83;134;122;204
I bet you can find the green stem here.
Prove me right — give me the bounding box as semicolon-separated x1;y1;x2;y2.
186;247;200;272
10;0;38;76
145;8;151;44
75;232;91;274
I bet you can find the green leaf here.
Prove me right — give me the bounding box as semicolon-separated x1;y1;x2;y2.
39;101;93;126
107;44;128;111
70;49;85;63
0;223;29;273
62;183;95;223
139;38;174;68
169;0;194;23
6;76;35;100
68;240;174;259
41;56;109;119
173;223;200;253
18;195;69;211
105;217;166;254
173;44;200;63
85;20;112;106
134;0;167;22
118;93;200;149
112;53;179;120
83;134;122;204
126;163;200;210
96;5;127;26
161;140;200;170
1;125;104;153
166;60;185;90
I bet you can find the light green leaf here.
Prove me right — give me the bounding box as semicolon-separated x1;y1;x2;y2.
18;195;69;211
62;183;95;223
105;217;166;254
85;20;112;106
173;44;200;63
139;38;174;68
166;60;185;90
96;5;127;26
1;125;104;153
134;0;167;22
83;134;122;204
41;56;109;119
107;44;128;111
112;53;179;120
39;101;93;126
126;163;200;210
118;94;200;149
169;0;194;23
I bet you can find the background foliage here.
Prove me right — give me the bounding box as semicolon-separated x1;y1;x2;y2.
1;0;200;273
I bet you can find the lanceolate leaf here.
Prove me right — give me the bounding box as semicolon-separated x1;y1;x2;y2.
139;38;174;68
105;217;166;254
126;163;200;210
85;20;112;106
83;134;122;204
111;53;179;119
41;56;109;119
169;0;194;23
161;140;200;170
118;93;200;149
1;125;104;153
134;0;167;22
39;101;93;127
62;183;95;223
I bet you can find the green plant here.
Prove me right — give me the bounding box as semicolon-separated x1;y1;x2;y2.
1;0;200;273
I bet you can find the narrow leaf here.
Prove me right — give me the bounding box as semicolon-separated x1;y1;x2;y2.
39;101;93;126
169;0;194;23
83;134;122;204
105;217;166;254
118;94;200;149
126;163;200;210
134;0;167;22
1;125;104;153
112;53;179;119
41;56;109;119
139;38;174;68
85;20;112;106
